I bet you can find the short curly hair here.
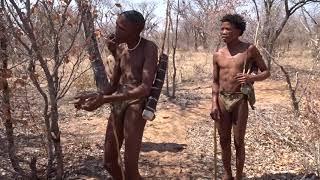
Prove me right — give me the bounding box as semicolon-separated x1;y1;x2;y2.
220;14;246;36
120;10;145;32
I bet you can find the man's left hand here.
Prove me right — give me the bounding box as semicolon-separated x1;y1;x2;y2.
81;93;105;111
73;92;104;111
235;73;253;84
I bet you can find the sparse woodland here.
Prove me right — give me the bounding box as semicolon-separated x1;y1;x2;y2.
0;0;320;179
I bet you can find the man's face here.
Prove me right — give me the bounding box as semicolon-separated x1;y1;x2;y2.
115;15;138;43
220;21;241;43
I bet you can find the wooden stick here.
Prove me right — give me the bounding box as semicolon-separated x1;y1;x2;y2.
161;0;170;55
112;120;125;180
213;122;218;180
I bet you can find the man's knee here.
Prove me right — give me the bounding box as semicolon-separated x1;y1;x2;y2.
104;156;118;171
123;120;144;145
234;138;245;150
125;164;140;180
219;136;231;147
104;146;119;171
103;161;113;172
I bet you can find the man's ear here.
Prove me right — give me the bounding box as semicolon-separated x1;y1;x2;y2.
236;29;242;37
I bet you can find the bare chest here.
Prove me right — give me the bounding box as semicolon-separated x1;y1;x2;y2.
217;52;251;72
118;46;145;84
120;49;145;72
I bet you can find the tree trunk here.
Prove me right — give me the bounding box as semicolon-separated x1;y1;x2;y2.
78;1;109;92
200;32;208;50
27;58;54;179
260;0;276;69
49;100;63;180
165;20;171;96
0;6;25;177
22;14;64;180
162;0;171;96
184;27;190;50
44;115;54;179
171;0;180;98
263;41;274;69
275;63;300;116
260;0;308;69
193;28;198;51
32;37;64;179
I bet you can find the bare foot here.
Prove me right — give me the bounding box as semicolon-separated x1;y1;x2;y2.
222;174;234;180
235;172;245;180
235;174;244;180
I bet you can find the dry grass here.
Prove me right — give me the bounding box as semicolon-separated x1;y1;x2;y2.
167;50;212;84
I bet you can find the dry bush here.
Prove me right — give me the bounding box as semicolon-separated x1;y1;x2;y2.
169;51;211;84
72;71;96;92
303;90;320;174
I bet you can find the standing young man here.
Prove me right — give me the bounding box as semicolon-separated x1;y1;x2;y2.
210;14;270;180
75;10;158;180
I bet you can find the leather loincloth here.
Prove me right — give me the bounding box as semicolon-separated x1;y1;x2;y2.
240;83;255;110
219;91;245;112
111;84;146;122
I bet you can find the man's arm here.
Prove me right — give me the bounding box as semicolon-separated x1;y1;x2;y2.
212;52;220;107
235;45;270;84
210;52;220;120
102;41;158;102
248;45;270;82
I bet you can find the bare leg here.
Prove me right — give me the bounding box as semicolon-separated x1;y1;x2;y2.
217;98;233;180
232;100;248;180
123;103;147;180
104;112;125;180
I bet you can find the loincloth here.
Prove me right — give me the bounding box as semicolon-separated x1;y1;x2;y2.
240;83;255;110
219;91;245;112
111;84;146;122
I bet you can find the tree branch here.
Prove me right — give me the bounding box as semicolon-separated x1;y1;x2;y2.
252;0;260;22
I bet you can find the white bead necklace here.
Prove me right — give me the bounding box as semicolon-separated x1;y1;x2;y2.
127;36;142;51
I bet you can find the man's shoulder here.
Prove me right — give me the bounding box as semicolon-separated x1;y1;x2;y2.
212;51;219;58
246;43;258;52
142;38;158;63
214;47;226;57
212;49;224;63
143;38;158;51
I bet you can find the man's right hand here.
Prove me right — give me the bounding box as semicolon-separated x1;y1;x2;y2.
72;92;99;110
105;34;118;54
210;106;220;121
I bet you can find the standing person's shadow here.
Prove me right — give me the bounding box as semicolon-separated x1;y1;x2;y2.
141;142;187;153
245;172;319;180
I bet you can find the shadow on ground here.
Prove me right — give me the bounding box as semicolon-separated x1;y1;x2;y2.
141;142;187;153
246;172;319;180
64;155;107;179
